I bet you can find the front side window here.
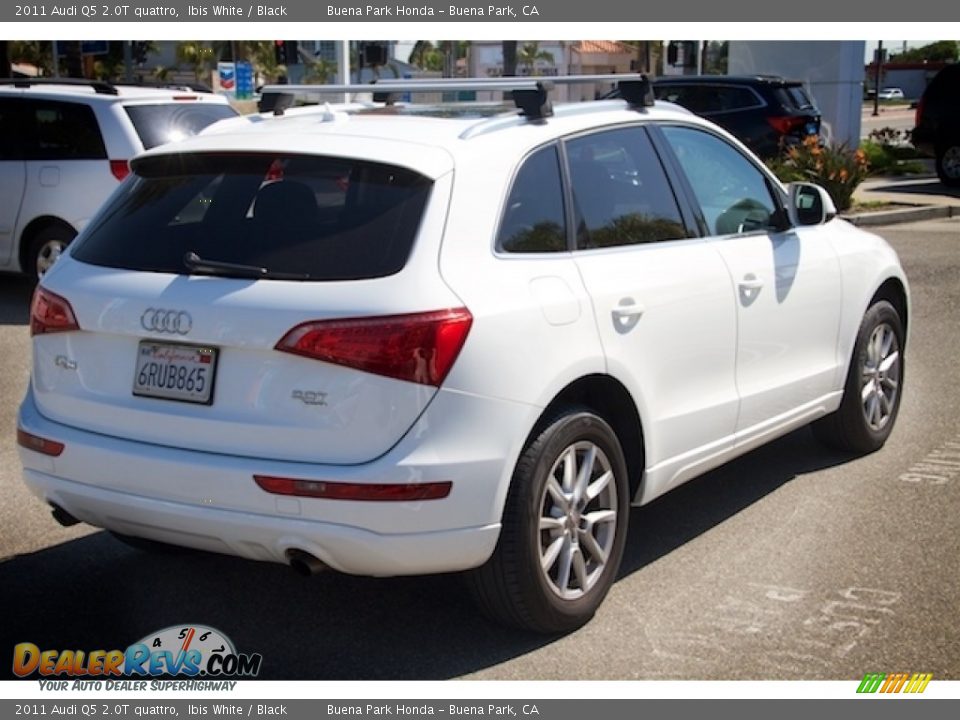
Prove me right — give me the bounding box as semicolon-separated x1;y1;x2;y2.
661;125;779;236
72;153;431;281
497;144;567;253
566;126;687;249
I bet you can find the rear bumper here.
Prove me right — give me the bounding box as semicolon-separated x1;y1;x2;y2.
23;468;500;576
18;385;540;576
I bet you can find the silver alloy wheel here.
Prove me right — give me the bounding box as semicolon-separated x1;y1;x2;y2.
860;322;901;432
538;441;618;600
943;145;960;180
36;239;66;277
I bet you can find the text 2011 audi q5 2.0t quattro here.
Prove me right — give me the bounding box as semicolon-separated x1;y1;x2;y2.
18;76;909;633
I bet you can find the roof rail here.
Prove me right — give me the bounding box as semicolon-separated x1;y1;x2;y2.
0;77;119;95
259;74;653;118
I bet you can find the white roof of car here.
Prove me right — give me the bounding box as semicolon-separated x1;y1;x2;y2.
137;99;701;179
0;82;231;104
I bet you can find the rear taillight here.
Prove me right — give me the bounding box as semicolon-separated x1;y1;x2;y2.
109;160;130;181
915;97;925;127
767;115;807;135
17;429;65;457
275;308;473;386
30;287;80;336
255;475;452;502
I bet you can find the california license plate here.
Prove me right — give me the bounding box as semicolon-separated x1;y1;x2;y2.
133;341;217;405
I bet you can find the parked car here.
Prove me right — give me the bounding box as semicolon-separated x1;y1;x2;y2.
0;78;238;278
18;76;908;633
877;87;905;101
911;64;960;187
645;75;821;159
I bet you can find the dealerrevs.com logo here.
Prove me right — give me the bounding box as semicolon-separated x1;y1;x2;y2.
13;625;262;685
857;672;933;694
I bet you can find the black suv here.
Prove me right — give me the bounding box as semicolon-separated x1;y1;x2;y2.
912;64;960;187
648;75;821;159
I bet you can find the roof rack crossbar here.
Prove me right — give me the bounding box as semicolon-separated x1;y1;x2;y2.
258;74;652;117
0;77;118;95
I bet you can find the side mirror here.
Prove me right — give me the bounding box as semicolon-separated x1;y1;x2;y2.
787;182;837;227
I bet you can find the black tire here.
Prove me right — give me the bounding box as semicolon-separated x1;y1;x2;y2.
27;224;75;280
813;300;904;454
935;142;960;188
110;531;196;555
469;408;630;634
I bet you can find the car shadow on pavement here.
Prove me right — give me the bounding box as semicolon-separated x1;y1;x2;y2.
869;179;960;198
0;427;856;681
0;273;34;325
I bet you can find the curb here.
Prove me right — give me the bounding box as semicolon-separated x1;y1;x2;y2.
842;205;956;227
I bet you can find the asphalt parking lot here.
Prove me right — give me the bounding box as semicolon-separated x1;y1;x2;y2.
1;218;958;680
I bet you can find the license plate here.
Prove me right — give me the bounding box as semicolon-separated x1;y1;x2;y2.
133;341;218;405
805;122;819;135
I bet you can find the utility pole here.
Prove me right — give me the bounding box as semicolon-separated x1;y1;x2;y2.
872;40;883;117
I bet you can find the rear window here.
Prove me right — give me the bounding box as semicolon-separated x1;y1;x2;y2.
71;153;432;281
123;103;238;149
775;85;816;111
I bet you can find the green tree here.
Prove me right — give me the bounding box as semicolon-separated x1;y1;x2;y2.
176;41;216;82
704;41;729;75
892;40;959;63
8;41;53;75
517;42;554;76
304;58;338;84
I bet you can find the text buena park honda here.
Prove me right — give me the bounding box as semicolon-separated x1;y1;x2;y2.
329;705;541;716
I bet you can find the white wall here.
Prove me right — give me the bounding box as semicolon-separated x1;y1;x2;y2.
728;41;865;147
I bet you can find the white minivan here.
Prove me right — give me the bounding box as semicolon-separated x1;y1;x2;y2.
0;78;237;278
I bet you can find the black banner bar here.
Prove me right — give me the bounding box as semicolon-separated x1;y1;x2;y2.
4;1;960;22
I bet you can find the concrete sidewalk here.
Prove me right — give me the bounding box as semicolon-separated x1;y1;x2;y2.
844;163;960;227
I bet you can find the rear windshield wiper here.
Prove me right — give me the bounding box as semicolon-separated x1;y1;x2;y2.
183;251;311;280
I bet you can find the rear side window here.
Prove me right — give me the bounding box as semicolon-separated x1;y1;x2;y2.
497;144;567;253
701;85;763;113
566;126;687;249
26;100;106;160
71;153;432;281
124;103;239;149
655;85;706;112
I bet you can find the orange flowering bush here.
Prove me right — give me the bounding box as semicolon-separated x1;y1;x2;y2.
767;136;870;212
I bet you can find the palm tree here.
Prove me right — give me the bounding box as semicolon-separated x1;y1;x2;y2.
517;42;554;77
176;41;216;83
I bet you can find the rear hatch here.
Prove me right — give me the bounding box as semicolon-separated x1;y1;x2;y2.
32;150;469;464
770;82;821;139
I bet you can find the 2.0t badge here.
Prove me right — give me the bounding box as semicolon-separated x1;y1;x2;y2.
141;308;193;335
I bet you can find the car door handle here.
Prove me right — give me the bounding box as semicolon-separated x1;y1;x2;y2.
612;302;645;320
738;275;765;291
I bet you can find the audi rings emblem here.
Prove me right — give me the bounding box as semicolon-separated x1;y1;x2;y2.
140;308;193;335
